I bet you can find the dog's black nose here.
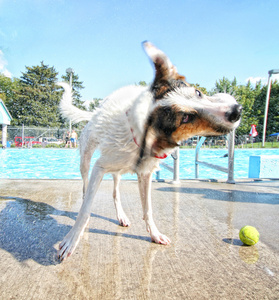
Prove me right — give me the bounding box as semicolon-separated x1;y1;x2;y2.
226;104;242;123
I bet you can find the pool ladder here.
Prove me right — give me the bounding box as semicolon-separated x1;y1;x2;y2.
195;131;235;184
156;131;236;184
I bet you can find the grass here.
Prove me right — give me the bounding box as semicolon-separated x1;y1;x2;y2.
181;141;279;149
236;142;279;149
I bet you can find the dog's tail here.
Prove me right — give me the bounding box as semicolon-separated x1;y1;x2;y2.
58;82;94;123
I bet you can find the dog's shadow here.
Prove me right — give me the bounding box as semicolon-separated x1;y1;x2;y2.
0;196;149;266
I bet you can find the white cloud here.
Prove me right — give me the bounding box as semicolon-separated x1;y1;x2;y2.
246;76;266;85
272;74;279;81
246;74;279;85
0;50;12;78
2;68;12;78
0;50;5;66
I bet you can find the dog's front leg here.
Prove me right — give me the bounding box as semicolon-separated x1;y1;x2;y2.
113;173;131;227
58;162;105;261
137;173;171;245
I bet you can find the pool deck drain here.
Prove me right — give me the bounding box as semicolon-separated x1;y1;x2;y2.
0;179;279;299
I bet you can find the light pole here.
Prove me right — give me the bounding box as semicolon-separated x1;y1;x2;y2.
262;69;279;147
66;68;74;134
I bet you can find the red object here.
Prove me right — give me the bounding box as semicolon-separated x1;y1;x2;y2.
155;153;168;159
14;136;41;147
249;125;258;137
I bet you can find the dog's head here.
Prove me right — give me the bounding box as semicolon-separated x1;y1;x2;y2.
139;41;242;160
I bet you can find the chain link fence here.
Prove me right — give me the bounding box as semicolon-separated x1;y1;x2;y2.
180;134;279;149
3;126;82;148
1;125;279;148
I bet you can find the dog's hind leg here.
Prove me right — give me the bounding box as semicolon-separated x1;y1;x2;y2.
138;172;171;245
80;142;97;197
113;173;131;227
58;160;105;261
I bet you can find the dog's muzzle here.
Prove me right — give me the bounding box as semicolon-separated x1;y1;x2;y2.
225;104;242;123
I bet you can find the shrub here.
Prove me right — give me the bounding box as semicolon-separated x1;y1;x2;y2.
45;143;61;148
32;144;42;148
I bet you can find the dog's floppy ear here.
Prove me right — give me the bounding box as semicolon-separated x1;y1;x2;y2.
142;41;189;100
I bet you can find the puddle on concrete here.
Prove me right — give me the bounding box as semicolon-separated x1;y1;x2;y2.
239;245;259;264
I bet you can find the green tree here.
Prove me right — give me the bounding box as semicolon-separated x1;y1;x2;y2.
252;80;279;137
61;72;86;110
234;81;259;136
192;83;208;95
0;74;13;102
89;98;101;111
12;62;63;127
138;81;147;86
212;77;238;96
0;74;20;113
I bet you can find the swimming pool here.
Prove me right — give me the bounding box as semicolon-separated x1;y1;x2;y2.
1;148;279;180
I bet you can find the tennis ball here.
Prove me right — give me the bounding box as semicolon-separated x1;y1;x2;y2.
239;226;259;246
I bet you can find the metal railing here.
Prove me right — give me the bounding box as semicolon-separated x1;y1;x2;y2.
156;132;236;184
156;147;180;184
195;131;235;184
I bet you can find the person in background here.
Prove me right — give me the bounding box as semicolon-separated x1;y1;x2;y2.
65;131;71;148
71;130;78;148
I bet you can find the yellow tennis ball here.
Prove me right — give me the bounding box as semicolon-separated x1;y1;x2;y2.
239;226;259;246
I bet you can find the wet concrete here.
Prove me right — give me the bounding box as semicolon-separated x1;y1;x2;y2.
0;178;278;299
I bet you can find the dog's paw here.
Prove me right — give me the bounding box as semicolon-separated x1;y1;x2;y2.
58;231;81;261
118;213;131;227
116;208;131;227
151;233;171;245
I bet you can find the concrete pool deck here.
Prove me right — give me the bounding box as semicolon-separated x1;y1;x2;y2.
0;178;278;299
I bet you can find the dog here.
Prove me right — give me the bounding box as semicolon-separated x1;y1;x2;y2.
57;41;242;261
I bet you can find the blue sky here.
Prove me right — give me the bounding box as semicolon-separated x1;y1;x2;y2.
0;0;279;101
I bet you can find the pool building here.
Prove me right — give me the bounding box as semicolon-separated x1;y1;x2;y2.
0;98;12;148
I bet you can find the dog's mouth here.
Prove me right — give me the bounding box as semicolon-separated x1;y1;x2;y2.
201;122;236;137
211;125;233;135
198;107;242;137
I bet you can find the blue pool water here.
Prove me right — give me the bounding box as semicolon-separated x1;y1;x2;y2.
1;148;279;180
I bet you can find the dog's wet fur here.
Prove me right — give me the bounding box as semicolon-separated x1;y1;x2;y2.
57;41;242;260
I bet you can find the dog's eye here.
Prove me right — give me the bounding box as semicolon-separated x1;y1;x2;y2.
195;89;202;98
181;114;195;124
177;80;187;87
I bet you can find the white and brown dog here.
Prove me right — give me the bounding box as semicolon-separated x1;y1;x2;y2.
58;41;242;260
